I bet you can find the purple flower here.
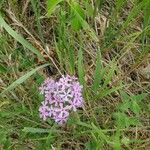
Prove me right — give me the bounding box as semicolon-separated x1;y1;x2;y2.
45;92;52;102
69;96;83;111
39;78;55;94
53;103;70;124
72;82;83;95
59;88;73;102
48;106;54;117
39;101;49;121
38;75;84;124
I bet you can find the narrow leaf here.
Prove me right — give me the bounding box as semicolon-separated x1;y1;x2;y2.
68;1;98;42
97;85;124;99
22;127;50;133
0;14;45;61
120;1;144;31
0;64;49;95
47;0;63;17
92;48;102;92
77;47;85;86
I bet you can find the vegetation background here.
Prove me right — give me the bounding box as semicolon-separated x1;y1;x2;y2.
0;0;150;149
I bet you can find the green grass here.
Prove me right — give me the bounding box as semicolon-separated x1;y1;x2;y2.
0;0;150;149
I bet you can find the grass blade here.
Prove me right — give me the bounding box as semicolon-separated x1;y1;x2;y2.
77;46;85;86
97;85;124;99
120;1;144;32
92;48;102;92
103;62;116;88
68;46;75;74
0;64;49;95
0;14;45;61
31;0;44;43
115;0;126;14
47;0;63;17
141;0;150;44
22;127;50;133
67;1;98;42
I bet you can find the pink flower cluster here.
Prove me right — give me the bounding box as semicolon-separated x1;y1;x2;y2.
39;75;83;124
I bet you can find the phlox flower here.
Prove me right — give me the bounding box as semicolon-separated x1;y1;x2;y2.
38;75;84;124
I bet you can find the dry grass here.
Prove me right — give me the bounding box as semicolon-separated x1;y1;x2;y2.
0;0;150;149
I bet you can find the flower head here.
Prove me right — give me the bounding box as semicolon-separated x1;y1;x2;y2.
39;75;84;124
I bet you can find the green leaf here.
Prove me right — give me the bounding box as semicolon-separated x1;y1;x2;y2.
31;0;44;42
0;0;5;8
76;121;93;129
114;112;127;128
141;0;150;44
0;14;45;61
119;101;131;112
0;64;49;95
120;1;144;31
97;85;124;99
85;140;98;150
92;48;102;92
128;117;142;127
47;0;63;17
22;127;65;134
71;17;81;31
91;123;111;144
0;64;7;73
67;47;75;74
22;127;50;133
131;101;140;115
115;0;126;13
132;93;147;102
70;2;85;31
85;1;94;17
67;1;98;42
0;131;7;144
77;46;85;86
112;130;121;150
103;62;116;89
120;91;130;101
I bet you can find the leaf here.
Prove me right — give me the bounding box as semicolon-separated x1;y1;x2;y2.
54;40;63;69
68;47;75;74
97;85;124;99
47;0;63;17
91;123;111;144
120;1;144;31
70;2;85;31
133;93;147;102
141;0;150;44
85;140;98;150
92;48;102;92
71;17;81;31
119;91;131;111
77;46;85;86
0;64;7;73
115;0;126;13
22;127;65;134
131;101;140;115
85;1;94;17
0;64;49;95
103;62;116;88
76;121;93;129
22;127;50;133
31;0;44;42
113;112;127;128
0;14;44;61
119;101;131;112
120;91;130;101
112;130;121;150
128;117;142;127
67;1;98;42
